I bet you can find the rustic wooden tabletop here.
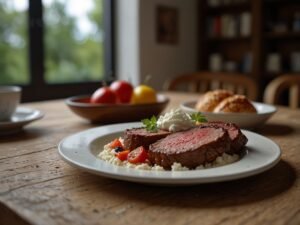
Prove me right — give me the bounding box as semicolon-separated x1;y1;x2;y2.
0;92;299;225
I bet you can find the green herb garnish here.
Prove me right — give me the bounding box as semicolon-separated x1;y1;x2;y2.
191;112;207;123
141;115;158;132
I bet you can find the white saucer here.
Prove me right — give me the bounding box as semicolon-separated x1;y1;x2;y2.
0;107;44;135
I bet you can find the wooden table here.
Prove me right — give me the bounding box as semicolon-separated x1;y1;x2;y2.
0;92;299;225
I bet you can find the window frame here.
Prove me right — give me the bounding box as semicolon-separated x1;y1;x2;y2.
20;0;114;102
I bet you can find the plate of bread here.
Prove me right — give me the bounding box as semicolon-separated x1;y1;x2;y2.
180;89;276;129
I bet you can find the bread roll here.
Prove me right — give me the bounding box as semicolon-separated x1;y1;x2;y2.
195;89;233;112
213;95;257;113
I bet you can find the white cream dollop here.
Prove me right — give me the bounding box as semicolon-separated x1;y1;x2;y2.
157;108;195;132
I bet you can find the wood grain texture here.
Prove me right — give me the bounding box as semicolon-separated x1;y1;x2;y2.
0;92;299;225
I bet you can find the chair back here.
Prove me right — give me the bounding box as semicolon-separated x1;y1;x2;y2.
165;72;258;100
264;74;300;109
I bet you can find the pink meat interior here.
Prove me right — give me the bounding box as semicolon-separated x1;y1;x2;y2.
155;127;224;153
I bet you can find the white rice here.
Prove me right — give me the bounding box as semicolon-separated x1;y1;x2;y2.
98;140;239;171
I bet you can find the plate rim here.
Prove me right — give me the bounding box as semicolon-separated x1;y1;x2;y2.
65;94;169;108
180;101;277;116
58;122;281;184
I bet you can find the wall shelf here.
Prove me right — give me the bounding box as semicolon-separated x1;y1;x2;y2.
197;0;300;100
206;36;251;42
264;32;300;39
207;3;250;15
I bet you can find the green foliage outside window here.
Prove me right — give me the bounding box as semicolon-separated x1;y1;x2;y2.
44;0;104;83
0;0;104;85
0;1;29;84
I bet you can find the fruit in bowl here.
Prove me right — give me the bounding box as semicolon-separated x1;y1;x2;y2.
110;80;133;103
66;80;167;123
65;94;169;123
91;87;118;104
90;80;157;105
130;85;157;104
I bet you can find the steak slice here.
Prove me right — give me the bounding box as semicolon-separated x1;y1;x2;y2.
149;126;230;169
123;128;171;150
205;121;247;154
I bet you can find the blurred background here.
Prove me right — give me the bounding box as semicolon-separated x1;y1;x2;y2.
0;0;104;84
0;0;109;101
0;0;299;102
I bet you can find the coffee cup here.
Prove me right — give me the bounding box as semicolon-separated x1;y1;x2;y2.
0;86;22;121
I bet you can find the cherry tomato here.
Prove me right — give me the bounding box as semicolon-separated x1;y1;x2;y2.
130;85;157;104
109;138;123;149
116;150;129;161
110;80;133;103
90;87;117;104
127;146;148;164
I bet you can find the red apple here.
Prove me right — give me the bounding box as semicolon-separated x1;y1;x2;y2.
110;80;133;103
90;87;117;104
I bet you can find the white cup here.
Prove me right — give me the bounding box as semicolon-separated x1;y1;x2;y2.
0;86;22;121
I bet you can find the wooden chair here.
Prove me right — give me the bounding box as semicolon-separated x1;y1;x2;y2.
164;72;258;100
264;74;300;109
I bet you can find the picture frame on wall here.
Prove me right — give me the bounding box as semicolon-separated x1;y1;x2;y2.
156;5;179;45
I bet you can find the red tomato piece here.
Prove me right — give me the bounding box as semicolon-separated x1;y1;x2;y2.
110;80;133;103
90;87;117;104
109;138;123;149
127;146;148;164
116;150;129;161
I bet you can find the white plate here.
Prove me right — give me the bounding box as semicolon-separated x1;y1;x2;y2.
58;122;281;185
180;101;277;129
0;107;44;135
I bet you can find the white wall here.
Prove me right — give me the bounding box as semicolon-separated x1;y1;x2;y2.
115;0;140;85
115;0;198;90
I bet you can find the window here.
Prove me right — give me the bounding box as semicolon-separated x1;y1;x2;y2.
0;0;113;102
0;0;29;85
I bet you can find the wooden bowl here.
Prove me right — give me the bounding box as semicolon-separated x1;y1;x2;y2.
66;94;169;123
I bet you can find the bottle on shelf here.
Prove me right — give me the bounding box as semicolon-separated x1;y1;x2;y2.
241;52;252;74
240;12;251;37
209;53;223;72
291;52;300;72
224;61;238;72
293;12;300;32
266;53;282;73
207;0;222;8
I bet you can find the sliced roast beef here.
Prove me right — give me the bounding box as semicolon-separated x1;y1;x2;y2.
148;126;231;169
123;128;171;150
204;121;247;154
